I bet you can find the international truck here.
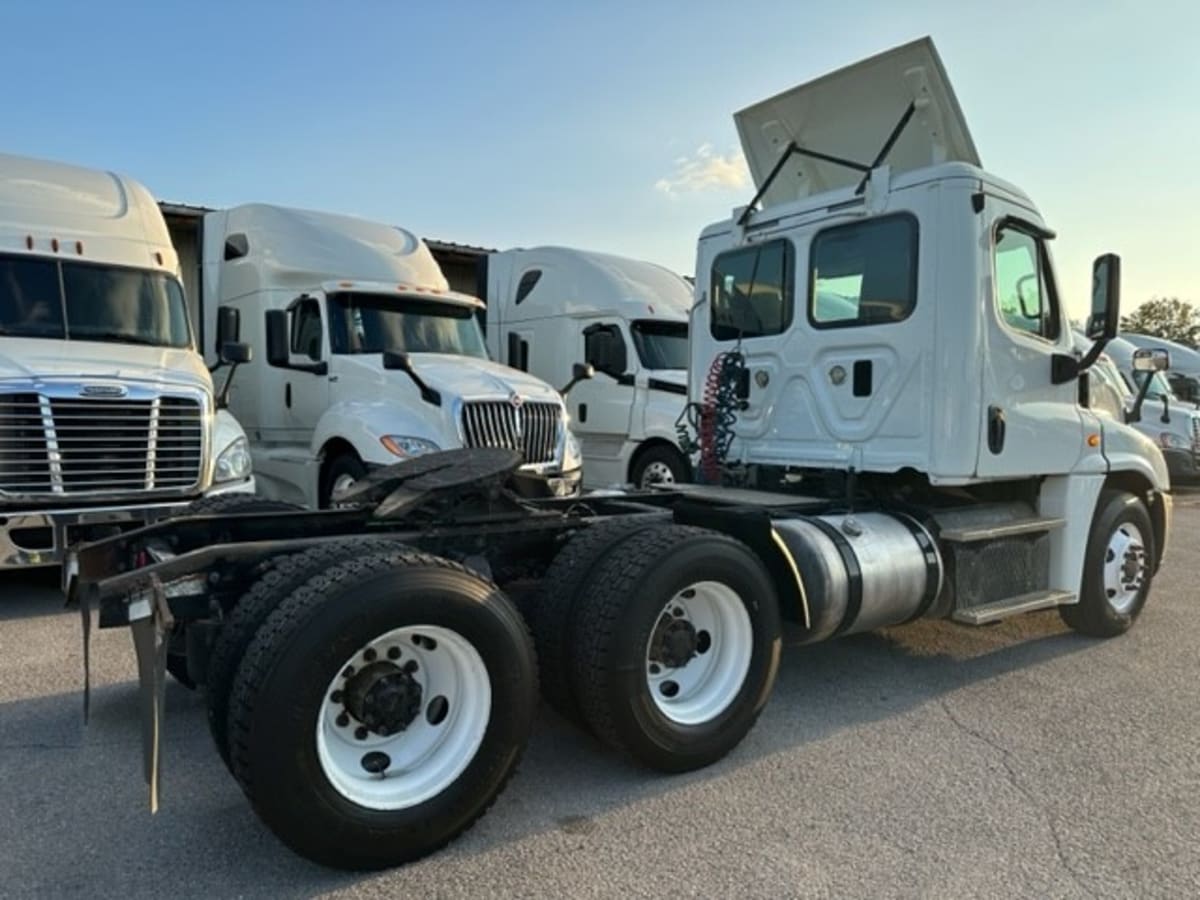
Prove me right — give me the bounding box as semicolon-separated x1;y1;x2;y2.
70;37;1172;872
0;152;256;570
480;247;693;488
172;204;582;508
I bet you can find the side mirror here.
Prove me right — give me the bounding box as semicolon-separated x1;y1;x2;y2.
560;362;595;396
383;349;441;406
382;349;412;372
1132;348;1170;372
1086;254;1121;340
265;309;289;368
215;306;241;354
220;341;252;365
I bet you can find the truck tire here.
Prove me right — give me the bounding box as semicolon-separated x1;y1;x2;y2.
322;452;367;508
1060;490;1156;638
206;538;406;770
525;518;663;724
630;444;690;489
165;495;304;690
569;524;781;772
226;550;536;870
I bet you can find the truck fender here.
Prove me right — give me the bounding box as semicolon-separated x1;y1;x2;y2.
311;400;449;468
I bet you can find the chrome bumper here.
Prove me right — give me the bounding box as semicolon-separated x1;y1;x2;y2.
0;478;255;568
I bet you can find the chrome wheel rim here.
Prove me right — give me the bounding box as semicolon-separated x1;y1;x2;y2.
640;460;677;488
1103;522;1147;615
644;581;753;725
316;624;491;810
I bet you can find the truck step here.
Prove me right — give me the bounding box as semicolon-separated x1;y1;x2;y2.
952;590;1076;625
939;516;1065;543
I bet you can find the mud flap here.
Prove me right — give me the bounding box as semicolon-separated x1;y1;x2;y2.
128;578;172;813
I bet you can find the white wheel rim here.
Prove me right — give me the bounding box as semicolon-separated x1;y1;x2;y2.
644;581;753;725
640;460;677;488
331;473;358;505
316;625;491;810
1103;522;1148;615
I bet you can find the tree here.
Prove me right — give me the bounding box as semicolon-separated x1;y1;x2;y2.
1120;297;1200;347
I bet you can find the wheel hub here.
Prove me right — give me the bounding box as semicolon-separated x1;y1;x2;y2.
651;615;699;668
343;662;423;736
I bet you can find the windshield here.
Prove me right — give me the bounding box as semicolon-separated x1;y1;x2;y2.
327;292;488;359
0;254;191;348
1131;369;1177;401
631;320;688;369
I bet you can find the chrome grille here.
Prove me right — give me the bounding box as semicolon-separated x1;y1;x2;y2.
0;394;53;493
460;400;560;464
0;391;204;497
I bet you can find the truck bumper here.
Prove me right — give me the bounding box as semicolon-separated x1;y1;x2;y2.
1162;448;1200;485
0;477;256;569
510;467;583;499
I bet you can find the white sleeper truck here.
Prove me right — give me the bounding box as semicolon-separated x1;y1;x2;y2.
481;246;693;488
71;38;1171;872
0;152;255;570
196;205;583;508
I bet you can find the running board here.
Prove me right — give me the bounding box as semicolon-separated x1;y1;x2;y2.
939;516;1065;543
952;590;1076;625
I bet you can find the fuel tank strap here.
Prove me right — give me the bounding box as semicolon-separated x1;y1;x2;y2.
805;517;863;637
891;512;944;622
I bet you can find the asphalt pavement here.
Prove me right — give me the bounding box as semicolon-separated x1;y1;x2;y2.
1;497;1198;898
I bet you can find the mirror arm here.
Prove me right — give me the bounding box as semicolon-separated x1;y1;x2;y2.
1129;373;1155;424
216;362;240;410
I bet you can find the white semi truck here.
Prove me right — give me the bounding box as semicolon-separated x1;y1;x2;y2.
184;205;582;508
480;247;693;488
0;152;255;569
73;38;1172;872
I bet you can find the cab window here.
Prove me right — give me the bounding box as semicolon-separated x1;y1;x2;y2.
994;225;1060;341
809;215;918;329
290;297;323;361
710;239;793;341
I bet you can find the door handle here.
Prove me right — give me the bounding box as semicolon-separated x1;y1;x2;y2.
578;402;588;424
285;383;292;409
987;406;1006;454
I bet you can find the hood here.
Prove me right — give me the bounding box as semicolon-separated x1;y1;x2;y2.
0;338;211;392
407;354;562;403
335;352;563;405
735;36;979;206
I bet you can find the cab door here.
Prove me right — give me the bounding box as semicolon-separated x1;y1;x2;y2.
974;211;1086;477
568;319;635;461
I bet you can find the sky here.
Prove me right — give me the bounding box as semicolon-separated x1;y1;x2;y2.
4;0;1198;319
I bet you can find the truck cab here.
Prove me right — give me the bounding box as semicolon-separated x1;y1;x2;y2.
201;205;582;508
482;247;692;488
686;37;1170;619
0;153;255;568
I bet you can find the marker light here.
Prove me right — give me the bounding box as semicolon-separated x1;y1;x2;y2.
1087;434;1101;448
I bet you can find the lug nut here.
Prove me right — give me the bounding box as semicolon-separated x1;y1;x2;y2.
355;726;369;740
336;712;349;728
364;648;377;662
404;660;419;674
387;647;401;660
343;665;355;679
648;663;661;675
331;690;343;703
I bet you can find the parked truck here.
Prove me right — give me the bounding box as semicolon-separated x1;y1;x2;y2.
480;247;693;488
1098;336;1200;482
172;204;583;508
70;37;1171;872
0;152;256;569
1121;332;1200;404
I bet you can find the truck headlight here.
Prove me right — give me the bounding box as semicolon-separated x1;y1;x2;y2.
563;428;583;471
1159;432;1189;450
381;435;440;458
214;436;252;483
